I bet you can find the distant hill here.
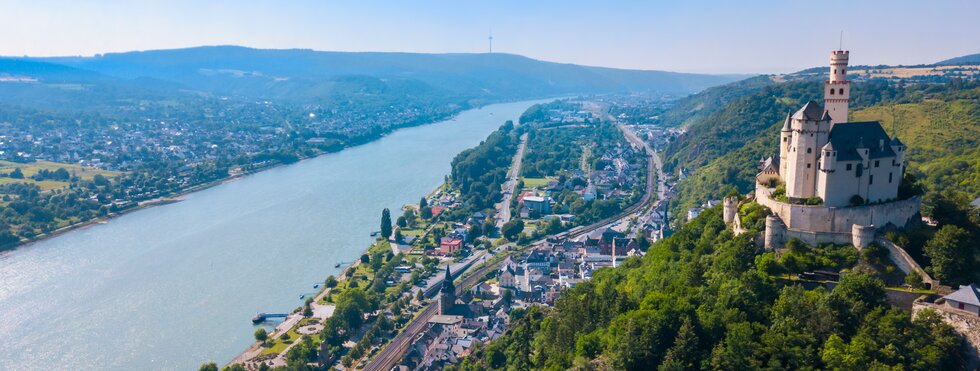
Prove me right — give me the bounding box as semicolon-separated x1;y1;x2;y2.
2;46;742;107
936;53;980;65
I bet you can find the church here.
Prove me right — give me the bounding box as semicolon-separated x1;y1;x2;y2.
752;49;921;249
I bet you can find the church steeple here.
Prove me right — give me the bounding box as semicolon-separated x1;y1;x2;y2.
438;266;456;315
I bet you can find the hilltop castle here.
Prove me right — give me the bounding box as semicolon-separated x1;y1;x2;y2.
752;49;921;249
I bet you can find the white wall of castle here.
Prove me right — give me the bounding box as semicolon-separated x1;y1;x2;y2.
817;151;903;207
757;182;920;237
783;116;830;199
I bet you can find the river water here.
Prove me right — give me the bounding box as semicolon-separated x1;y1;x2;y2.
0;99;546;370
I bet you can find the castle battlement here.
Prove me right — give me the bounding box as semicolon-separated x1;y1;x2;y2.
757;48;920;250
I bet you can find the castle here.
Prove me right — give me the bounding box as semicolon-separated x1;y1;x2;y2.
752;49;921;249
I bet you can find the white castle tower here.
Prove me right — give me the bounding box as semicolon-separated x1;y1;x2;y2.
824;50;850;126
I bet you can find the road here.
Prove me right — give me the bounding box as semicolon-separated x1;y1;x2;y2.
363;108;661;371
617;123;667;237
495;133;528;228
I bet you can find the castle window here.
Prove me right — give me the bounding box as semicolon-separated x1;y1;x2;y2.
807;163;811;168
839;88;844;95
807;148;812;154
869;175;874;185
846;164;853;171
830;89;835;95
889;173;893;183
874;160;879;167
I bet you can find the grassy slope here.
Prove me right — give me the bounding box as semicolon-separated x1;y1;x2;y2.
851;96;980;197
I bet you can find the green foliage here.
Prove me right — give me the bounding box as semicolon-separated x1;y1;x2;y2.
457;209;965;370
924;225;974;285
198;362;218;371
449;125;518;215
380;208;392;239
254;328;268;344
501;219;524;242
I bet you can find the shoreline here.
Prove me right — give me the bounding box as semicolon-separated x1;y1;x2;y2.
0;97;553;255
0;100;504;255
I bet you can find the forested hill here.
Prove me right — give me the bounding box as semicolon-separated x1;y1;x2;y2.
1;46;741;109
660;74;980;286
449;208;965;370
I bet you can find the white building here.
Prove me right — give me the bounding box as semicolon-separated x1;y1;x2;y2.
773;49;906;207
756;49;920;249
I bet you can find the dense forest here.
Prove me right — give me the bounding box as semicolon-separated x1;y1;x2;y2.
446;121;520;218
450;208;966;370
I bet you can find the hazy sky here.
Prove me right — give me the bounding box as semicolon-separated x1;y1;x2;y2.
3;0;978;74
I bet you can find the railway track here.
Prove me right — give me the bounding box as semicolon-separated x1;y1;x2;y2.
362;120;659;371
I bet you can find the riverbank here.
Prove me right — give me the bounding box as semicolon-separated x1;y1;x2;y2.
0;99;551;371
0;99;545;255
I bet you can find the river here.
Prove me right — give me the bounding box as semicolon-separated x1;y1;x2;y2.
0;99;548;370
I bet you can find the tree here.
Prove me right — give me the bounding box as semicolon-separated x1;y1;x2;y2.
380;208;393;239
904;271;924;289
8;168;23;179
501;219;525;241
924;225;973;284
659;318;701;371
254;328;268;344
397;215;408;228
198;362;218;371
420;197;428;209
394;229;403;243
420;206;433;220
416;289;425;302
325;275;338;288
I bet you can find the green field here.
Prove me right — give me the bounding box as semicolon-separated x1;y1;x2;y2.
521;177;554;189
0;160;122;191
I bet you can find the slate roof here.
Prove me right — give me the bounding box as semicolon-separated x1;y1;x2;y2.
944;284;980;306
792;101;827;121
827;121;896;161
781;111;792;131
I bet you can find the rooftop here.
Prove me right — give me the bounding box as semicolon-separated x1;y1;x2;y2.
944;283;980;306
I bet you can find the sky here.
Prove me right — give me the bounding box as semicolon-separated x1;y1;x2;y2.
2;0;979;74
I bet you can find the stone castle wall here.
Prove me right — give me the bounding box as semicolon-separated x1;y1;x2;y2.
756;184;920;249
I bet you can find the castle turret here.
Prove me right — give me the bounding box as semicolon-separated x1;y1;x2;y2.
819;141;836;172
890;136;906;175
723;196;738;225
779;111;792;177
824;50;850;126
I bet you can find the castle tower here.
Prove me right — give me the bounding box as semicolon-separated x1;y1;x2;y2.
824;50;850;126
784;101;831;200
779;112;792;177
438;266;455;315
723;196;738;225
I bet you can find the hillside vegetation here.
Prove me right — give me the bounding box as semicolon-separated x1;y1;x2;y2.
666;79;980;226
450;208;965;370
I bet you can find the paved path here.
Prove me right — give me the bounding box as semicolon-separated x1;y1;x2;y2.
496;132;529;228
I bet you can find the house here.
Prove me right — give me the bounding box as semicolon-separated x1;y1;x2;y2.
522;196;552;215
499;264;518;289
430;206;447;218
943;284;980;316
467;212;486;226
439;237;463;255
